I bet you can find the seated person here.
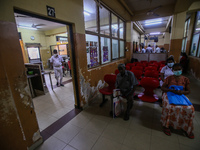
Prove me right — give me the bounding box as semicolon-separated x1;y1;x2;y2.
161;63;195;139
160;57;174;87
115;64;138;121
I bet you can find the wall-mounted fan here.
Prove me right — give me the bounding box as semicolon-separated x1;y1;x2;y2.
134;5;162;17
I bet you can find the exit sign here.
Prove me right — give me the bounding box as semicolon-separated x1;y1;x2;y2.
47;5;56;18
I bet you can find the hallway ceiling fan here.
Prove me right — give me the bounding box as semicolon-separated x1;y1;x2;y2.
31;23;46;28
134;5;162;17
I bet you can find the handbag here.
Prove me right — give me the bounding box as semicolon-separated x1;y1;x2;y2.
167;85;192;106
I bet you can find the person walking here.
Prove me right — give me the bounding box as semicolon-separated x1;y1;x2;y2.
50;49;64;86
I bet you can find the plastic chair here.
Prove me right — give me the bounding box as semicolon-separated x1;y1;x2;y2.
132;66;143;71
144;70;159;78
149;60;157;64
126;66;131;70
99;74;117;107
138;77;159;102
130;70;143;80
115;69;119;75
144;66;157;72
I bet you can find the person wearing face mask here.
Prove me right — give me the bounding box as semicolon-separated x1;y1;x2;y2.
50;49;64;86
160;63;195;139
160;57;175;87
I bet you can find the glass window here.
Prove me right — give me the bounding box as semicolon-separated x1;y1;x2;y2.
194;11;200;34
100;7;110;36
197;41;200;57
86;34;99;68
111;14;118;38
186;19;190;36
101;37;111;64
181;39;185;52
190;34;199;56
119;19;124;39
112;39;118;59
184;21;187;37
120;41;124;57
83;0;97;33
27;47;40;59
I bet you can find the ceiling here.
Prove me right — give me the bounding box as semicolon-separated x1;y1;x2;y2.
14;13;66;31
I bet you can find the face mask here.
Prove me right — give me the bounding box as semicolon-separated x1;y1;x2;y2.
173;70;182;76
167;62;174;68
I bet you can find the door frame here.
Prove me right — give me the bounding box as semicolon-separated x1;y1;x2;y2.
14;8;81;109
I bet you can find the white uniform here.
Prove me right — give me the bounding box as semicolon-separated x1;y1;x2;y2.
156;47;161;53
50;55;64;85
141;48;146;53
146;47;153;53
160;65;174;86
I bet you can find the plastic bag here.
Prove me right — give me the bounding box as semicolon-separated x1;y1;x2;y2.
167;85;192;106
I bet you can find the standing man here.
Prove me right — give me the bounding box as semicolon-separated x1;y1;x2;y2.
50;49;64;86
146;45;153;53
115;64;138;120
155;45;161;53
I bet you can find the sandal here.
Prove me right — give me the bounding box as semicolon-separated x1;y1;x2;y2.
163;128;171;136
187;133;194;139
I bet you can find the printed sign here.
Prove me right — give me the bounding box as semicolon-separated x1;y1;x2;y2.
47;5;56;18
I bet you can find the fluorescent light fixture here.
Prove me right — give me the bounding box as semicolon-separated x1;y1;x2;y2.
145;22;162;26
196;28;200;31
84;11;90;16
18;25;37;30
145;18;162;23
150;32;160;35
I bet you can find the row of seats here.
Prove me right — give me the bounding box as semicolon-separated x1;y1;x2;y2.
99;60;166;108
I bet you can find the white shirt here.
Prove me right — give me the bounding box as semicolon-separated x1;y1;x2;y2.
156;47;161;53
146;47;153;53
141;48;146;53
160;65;174;79
50;55;63;67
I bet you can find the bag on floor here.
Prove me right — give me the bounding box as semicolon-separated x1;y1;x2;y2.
113;97;122;118
167;85;192;106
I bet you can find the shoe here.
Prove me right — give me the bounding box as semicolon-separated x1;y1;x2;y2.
56;82;59;86
123;113;129;121
60;84;64;86
187;132;194;139
163;127;171;136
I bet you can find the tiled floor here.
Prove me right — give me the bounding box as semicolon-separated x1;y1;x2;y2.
33;71;74;131
35;74;200;150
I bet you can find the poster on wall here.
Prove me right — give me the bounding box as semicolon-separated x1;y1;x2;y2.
103;46;108;62
90;46;98;67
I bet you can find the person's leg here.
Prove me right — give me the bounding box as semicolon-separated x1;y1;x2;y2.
124;90;134;120
54;68;59;86
58;67;64;86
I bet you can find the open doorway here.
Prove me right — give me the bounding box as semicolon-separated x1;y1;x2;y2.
14;10;78;132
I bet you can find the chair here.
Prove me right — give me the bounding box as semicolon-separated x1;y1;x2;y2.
144;70;159;78
132;66;143;71
115;69;119;75
140;60;148;64
126;66;131;70
99;74;117;107
130;70;143;86
144;66;157;72
138;77;159;102
149;60;157;64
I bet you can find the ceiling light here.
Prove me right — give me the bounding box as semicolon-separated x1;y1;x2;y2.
18;25;37;30
145;18;162;23
196;28;200;31
145;22;162;26
150;32;161;35
84;11;90;16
